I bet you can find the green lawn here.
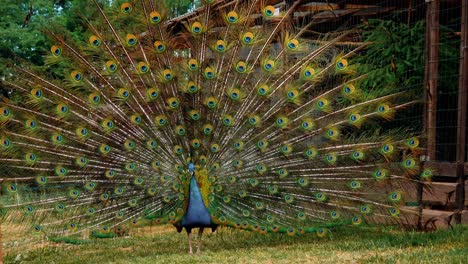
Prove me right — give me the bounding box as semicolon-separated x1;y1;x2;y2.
3;225;467;263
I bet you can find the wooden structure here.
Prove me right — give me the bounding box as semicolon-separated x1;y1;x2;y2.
169;0;467;229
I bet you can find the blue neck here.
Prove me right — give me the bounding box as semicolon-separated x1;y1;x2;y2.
181;171;212;228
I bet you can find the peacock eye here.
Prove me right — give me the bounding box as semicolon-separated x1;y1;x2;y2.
150;11;162;23
51;45;61;56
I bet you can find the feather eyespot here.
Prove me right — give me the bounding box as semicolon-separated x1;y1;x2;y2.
262;59;275;72
31;88;43;99
191;22;203;35
222;114;233;126
235;61;247;73
146;88;159;101
106;61;118;73
205;97;217;108
286;39;299;51
137;62;150;73
336;58;348;70
126;34;138;46
263;5;275;17
203;124;213;135
71;70;82;82
1;137;11;148
186;82;199;94
51;133;64;144
215;40;226;52
89;35;101;47
190;139;200;149
51;45;62;57
88;93;101;105
242;32;254;45
154;41;166;53
131;114;142;125
162;69;173;80
150;11;162;24
167;97;180;109
117;88;130;100
189;110;201;121
210;143;220;153
1;107;10;117
173;145;183;155
154;115;167;127
120;3;133;14
343;84;355;94
226;11;239;23
57;104;69;115
188;59;198;70
204;67;215;79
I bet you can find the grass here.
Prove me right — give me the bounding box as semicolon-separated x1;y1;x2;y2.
2;224;467;263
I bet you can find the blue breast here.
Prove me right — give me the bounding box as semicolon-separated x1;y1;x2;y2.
181;175;212;228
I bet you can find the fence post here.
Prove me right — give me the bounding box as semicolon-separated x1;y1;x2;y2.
455;0;467;224
426;0;439;162
420;0;440;230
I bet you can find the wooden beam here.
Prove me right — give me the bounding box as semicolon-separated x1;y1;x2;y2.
455;0;468;224
312;9;358;19
408;182;468;206
426;161;468;177
425;0;440;161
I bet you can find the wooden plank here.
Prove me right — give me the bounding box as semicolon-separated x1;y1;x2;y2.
401;207;456;229
406;181;468;206
296;3;340;12
312;9;358;19
421;209;454;229
425;161;468;177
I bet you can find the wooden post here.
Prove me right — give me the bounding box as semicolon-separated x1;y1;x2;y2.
420;0;440;230
426;0;439;162
454;0;468;224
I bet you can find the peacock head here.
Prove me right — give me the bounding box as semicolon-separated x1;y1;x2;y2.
188;163;195;173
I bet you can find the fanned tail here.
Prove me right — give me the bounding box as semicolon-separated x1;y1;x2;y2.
1;0;424;240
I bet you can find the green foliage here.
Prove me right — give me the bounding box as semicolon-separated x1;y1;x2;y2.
0;0;196;95
163;0;201;18
355;19;459;94
354;20;426;94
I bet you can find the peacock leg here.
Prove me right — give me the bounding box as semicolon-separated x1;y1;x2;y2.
187;231;193;254
196;227;204;254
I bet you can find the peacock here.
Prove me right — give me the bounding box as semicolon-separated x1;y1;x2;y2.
0;0;430;255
